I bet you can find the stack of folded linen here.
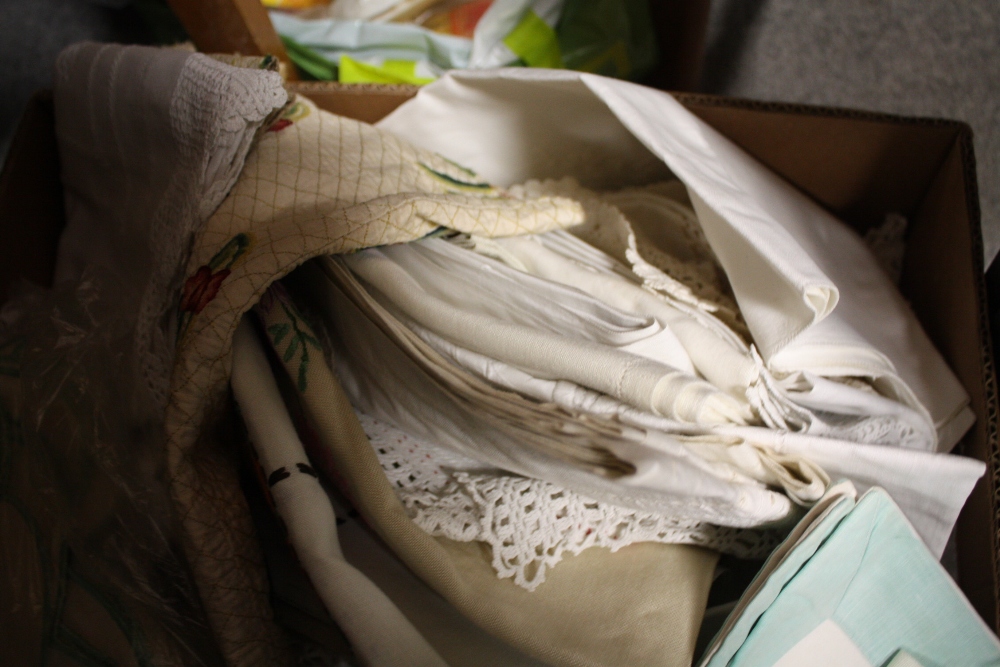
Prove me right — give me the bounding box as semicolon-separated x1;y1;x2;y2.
233;146;991;662
270;166;979;586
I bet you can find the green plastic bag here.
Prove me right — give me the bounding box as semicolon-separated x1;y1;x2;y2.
556;0;658;80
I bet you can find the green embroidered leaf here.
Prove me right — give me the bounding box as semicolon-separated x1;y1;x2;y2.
267;289;326;394
207;233;251;271
284;336;299;363
438;154;478;176
298;359;309;393
176;311;192;341
268;323;290;346
418;162;493;191
280;302;300;328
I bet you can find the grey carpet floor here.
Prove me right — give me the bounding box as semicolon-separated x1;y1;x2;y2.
700;0;1000;267
0;0;149;160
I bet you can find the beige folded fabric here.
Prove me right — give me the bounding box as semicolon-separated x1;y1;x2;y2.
254;282;720;667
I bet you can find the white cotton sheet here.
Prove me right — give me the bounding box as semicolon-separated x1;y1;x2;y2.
492;226;938;451
375;68;973;453
230;318;448;667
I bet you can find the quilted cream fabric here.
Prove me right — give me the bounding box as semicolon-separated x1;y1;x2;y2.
162;96;582;665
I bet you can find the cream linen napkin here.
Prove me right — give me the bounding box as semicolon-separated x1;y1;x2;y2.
231;318;447;667
343;241;750;425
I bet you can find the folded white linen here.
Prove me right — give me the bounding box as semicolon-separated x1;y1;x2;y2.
408;297;979;555
343;243;750;425
376;68;973;452
494;229;758;400
306;257;801;528
384;236;696;373
580;80;974;453
403;301;978;552
769;371;936;449
490;223;937;451
714;426;984;558
230;318;448;667
322;250;984;555
401;313;827;507
309;247;984;553
688;186;972;453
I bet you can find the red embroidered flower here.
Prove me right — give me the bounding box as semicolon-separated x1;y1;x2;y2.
181;266;231;314
267;118;293;133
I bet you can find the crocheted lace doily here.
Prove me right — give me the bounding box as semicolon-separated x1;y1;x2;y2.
508;177;750;340
360;412;780;591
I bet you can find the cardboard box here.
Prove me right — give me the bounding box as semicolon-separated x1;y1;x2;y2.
1;82;996;633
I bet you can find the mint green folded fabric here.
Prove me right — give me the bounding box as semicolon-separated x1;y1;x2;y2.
701;486;1000;667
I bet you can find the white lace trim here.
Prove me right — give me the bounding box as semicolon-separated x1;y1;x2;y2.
361;412;780;591
810;411;924;449
509;177;750;339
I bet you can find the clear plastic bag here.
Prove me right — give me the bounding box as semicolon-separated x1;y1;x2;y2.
0;274;223;666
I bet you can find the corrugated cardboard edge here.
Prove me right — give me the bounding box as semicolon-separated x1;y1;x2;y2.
287;82;417;125
672;91;971;128
957;127;1000;627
